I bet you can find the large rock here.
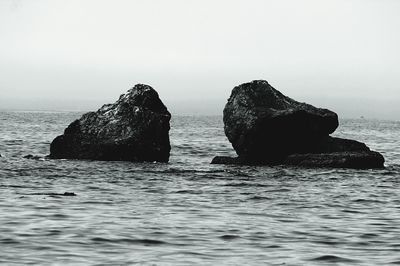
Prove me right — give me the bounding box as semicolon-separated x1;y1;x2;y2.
223;80;339;162
213;80;385;169
50;84;171;162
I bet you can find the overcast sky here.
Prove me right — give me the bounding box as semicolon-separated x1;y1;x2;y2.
0;0;399;119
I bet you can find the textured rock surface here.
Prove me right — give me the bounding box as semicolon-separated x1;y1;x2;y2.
223;80;339;162
213;80;385;169
302;136;369;153
212;148;384;169
211;156;246;165
50;84;171;162
284;151;385;169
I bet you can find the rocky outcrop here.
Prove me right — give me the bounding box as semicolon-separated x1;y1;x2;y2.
212;80;384;169
284;151;385;169
212;150;385;169
223;80;339;163
50;84;171;162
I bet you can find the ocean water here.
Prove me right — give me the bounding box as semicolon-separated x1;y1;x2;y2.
0;111;399;265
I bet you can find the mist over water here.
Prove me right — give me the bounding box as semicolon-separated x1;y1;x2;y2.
1;0;400;120
1;112;400;265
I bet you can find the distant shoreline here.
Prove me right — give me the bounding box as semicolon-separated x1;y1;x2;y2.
1;109;398;121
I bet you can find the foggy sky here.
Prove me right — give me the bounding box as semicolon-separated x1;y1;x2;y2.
0;0;399;119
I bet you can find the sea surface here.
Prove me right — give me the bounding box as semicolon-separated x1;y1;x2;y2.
0;111;399;265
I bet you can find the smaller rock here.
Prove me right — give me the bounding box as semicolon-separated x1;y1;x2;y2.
211;156;275;166
29;192;77;197
284;151;385;169
211;156;246;165
62;192;76;196
23;154;42;160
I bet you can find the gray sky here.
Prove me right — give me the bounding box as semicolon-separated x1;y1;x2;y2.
0;0;399;119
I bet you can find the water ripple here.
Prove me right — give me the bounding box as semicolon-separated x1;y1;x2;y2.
0;113;399;265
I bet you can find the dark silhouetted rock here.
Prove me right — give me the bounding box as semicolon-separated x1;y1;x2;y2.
50;84;171;162
24;154;42;160
29;192;77;197
211;156;246;165
295;136;369;154
212;145;384;169
213;80;385;169
223;80;339;162
212;137;384;168
312;136;368;152
284;151;385;169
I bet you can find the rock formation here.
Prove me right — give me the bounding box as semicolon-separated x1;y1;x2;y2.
212;80;384;169
23;154;42;160
284;151;384;169
50;84;171;162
